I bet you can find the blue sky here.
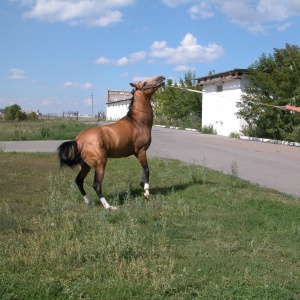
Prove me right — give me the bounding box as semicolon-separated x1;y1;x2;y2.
1;0;300;115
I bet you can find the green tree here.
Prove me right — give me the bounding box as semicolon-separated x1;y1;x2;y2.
27;112;38;121
4;104;27;121
236;44;300;141
153;71;202;128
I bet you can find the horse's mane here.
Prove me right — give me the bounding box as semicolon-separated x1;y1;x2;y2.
126;90;135;118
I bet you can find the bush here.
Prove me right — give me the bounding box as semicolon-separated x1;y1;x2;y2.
27;112;38;121
229;132;240;139
201;124;217;135
40;126;51;139
154;113;201;130
285;126;300;142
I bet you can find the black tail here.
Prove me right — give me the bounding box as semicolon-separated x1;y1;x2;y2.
57;140;82;168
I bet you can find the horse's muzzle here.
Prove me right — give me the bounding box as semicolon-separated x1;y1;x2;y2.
143;76;165;90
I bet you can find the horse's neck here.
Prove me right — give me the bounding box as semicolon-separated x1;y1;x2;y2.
133;96;153;125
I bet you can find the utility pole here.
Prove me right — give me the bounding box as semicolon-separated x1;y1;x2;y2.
91;92;93;118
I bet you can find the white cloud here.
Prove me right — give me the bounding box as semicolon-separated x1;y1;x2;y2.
8;68;27;80
81;10;122;27
63;81;75;87
220;0;289;32
221;0;300;32
161;0;192;8
94;34;223;69
188;3;214;20
94;57;113;65
163;0;300;33
174;65;195;71
82;82;93;89
63;81;93;89
150;33;224;64
116;57;129;66
128;51;148;63
95;51;147;66
18;0;134;27
277;22;292;31
287;0;300;13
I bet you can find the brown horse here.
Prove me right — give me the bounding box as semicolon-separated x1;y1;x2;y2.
58;75;165;210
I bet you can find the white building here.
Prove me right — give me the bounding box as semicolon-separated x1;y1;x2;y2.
197;69;249;136
106;90;133;121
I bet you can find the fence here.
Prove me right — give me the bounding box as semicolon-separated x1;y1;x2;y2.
38;111;106;121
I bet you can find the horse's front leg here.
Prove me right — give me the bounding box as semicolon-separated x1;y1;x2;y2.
137;151;150;199
93;162;117;210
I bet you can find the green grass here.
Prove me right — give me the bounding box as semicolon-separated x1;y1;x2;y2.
1;153;300;299
0;120;94;141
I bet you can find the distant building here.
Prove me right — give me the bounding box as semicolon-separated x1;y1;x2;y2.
106;90;133;121
196;69;248;136
22;109;40;115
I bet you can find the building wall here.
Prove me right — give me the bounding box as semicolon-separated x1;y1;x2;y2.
202;78;248;136
106;100;131;121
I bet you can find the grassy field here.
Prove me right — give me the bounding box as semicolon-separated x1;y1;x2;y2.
1;152;300;299
0;120;94;141
0;118;202;141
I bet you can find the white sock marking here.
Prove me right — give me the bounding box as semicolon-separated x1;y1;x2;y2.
100;197;117;210
83;195;92;205
144;183;150;194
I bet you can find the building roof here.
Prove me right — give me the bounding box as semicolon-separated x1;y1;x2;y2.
196;68;248;86
107;90;133;104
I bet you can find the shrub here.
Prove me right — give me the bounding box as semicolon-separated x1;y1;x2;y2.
229;131;240;139
154;114;201;130
285;126;300;142
40;126;51;138
201;124;217;135
27;112;38;121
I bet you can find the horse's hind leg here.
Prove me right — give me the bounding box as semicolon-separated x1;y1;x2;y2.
137;151;150;199
75;162;92;205
93;161;117;210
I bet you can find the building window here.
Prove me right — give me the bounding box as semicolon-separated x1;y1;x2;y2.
217;85;223;92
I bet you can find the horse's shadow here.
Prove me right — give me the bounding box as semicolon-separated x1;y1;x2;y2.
111;178;216;206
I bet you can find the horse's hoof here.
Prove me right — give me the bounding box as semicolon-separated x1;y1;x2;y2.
144;193;150;200
83;196;92;205
108;205;118;211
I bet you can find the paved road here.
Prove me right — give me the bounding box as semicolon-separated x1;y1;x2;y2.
1;126;299;197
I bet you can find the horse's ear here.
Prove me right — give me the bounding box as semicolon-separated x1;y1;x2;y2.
130;83;136;88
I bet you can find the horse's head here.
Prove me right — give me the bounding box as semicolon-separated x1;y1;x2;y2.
130;75;165;97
